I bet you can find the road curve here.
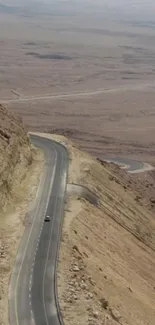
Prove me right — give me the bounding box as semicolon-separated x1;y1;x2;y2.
102;156;154;173
9;134;68;325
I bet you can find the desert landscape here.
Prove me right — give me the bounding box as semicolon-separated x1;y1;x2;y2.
1;1;155;325
1;4;155;163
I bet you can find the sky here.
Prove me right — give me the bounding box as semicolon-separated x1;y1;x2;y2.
1;0;155;20
2;0;155;8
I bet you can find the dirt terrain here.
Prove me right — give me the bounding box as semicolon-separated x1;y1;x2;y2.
1;6;155;325
0;11;155;163
34;133;155;325
0;104;32;211
8;88;155;163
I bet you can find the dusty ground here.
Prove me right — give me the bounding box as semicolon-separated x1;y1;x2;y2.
13;88;155;164
1;6;155;322
33;133;155;325
0;148;44;325
1;11;155;163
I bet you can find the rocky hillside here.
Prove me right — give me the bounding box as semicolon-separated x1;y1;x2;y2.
0;104;32;212
41;134;155;325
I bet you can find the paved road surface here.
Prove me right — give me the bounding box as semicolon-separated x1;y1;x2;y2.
103;156;144;172
102;156;154;173
8;134;154;325
9;135;68;325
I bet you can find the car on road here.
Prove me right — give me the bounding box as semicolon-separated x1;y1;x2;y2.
44;215;50;222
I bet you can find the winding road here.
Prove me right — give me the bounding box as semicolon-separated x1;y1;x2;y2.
102;156;154;173
9;134;68;325
8;133;154;325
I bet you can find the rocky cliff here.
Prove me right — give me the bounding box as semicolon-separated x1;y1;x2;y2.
0;104;32;212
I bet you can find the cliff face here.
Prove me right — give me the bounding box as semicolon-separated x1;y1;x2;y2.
0;104;32;211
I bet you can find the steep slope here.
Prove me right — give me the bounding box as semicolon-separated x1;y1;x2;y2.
0;106;43;325
0;104;32;211
59;136;155;325
35;133;155;325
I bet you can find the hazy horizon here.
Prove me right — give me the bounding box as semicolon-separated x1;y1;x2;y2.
1;0;155;21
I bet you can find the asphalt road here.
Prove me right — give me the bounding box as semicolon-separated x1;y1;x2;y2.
102;156;144;172
9;134;68;325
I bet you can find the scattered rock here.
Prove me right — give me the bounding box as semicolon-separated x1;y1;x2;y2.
88;276;96;286
100;297;109;309
86;292;93;299
72;265;80;272
80;265;85;270
128;287;133;292
135;195;142;201
92;310;99;319
73;245;82;255
110;308;122;322
67;297;73;303
80;281;87;289
81;274;87;281
73;294;78;300
71;273;77;278
88;316;96;325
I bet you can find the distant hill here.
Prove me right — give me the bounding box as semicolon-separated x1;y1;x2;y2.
0;1;103;16
0;3;17;13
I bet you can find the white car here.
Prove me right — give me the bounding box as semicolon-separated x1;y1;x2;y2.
44;216;50;222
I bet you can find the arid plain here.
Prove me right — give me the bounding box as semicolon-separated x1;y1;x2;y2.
2;7;155;325
1;11;155;163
